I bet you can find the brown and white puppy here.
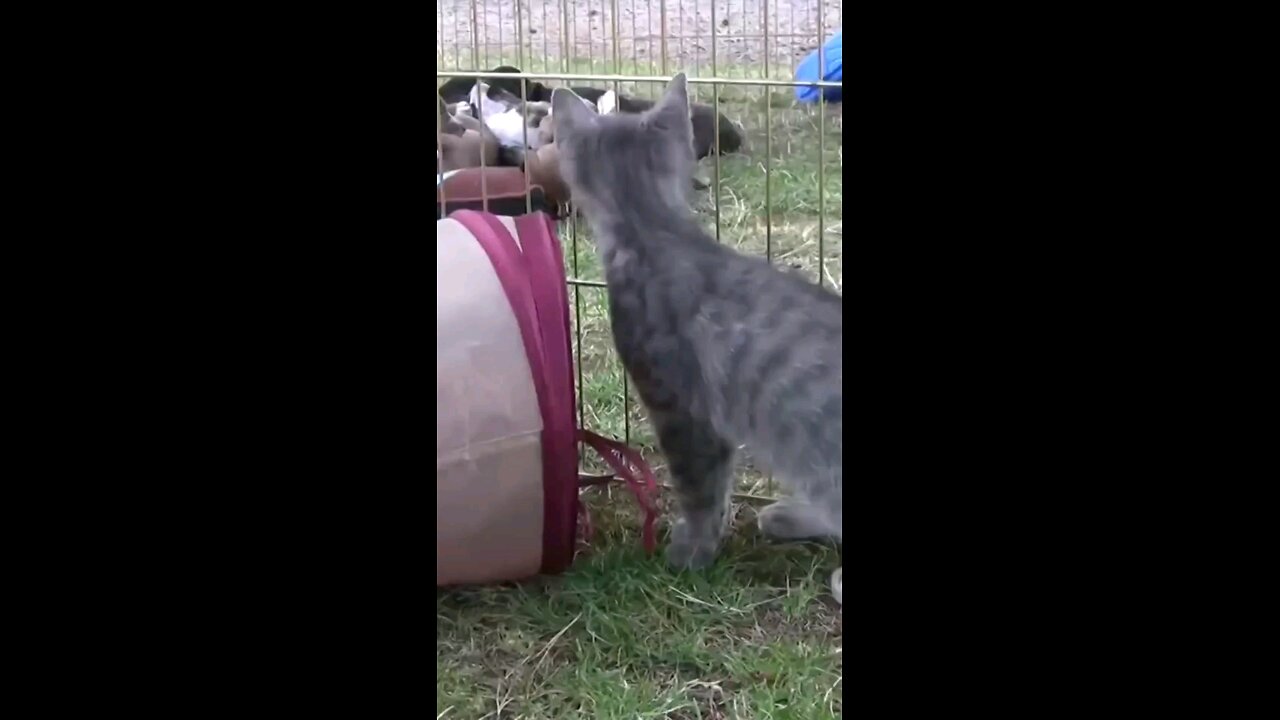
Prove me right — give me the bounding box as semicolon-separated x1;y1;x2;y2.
509;91;615;207
469;82;598;151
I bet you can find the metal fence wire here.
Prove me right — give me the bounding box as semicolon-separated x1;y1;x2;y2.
437;0;842;500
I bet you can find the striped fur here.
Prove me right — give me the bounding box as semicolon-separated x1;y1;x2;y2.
551;75;841;603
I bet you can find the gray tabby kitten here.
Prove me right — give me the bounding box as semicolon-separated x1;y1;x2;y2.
551;75;842;605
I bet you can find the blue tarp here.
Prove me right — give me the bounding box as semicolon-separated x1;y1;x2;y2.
795;31;842;104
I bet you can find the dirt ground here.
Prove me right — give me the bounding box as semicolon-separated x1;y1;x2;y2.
437;0;843;76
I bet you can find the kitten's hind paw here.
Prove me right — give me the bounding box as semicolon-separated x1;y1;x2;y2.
758;500;831;541
832;567;842;605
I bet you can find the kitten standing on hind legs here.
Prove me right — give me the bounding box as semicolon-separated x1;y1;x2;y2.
550;74;843;604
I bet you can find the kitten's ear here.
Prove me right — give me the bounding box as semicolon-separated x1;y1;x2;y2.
664;72;689;106
551;88;596;137
654;72;691;130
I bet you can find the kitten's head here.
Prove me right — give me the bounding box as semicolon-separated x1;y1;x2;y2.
550;73;695;214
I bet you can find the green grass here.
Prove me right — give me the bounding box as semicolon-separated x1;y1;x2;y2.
438;59;843;719
437;497;842;719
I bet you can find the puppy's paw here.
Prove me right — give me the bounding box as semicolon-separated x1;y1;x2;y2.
831;567;842;605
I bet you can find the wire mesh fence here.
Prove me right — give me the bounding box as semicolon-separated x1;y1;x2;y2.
437;0;842;499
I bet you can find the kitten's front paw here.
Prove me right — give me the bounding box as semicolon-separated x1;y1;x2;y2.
666;518;720;570
831;567;842;605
